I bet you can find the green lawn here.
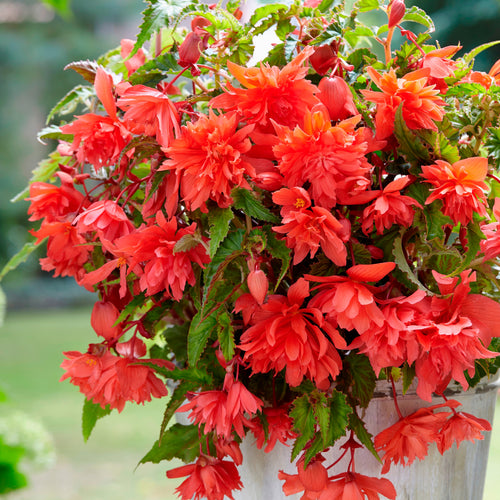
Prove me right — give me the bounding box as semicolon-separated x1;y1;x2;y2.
0;306;499;499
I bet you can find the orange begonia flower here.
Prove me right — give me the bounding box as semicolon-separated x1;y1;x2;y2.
210;46;320;131
421;156;488;226
362;67;446;139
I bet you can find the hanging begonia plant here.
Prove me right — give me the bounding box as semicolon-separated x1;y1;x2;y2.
4;0;500;498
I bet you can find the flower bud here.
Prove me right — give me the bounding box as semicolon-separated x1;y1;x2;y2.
178;31;204;68
247;269;268;305
388;0;405;29
318;76;357;121
91;300;122;341
309;45;337;75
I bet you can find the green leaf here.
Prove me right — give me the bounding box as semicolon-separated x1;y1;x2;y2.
37;125;73;144
355;0;380;13
464;40;500;64
82;398;112;442
46;85;94;123
345;353;376;408
392;232;428;292
232;188;279;223
158;380;199;440
446;83;486;97
0;240;41;282
393;105;430;163
348;411;380;461
187;311;217;365
166;367;213;385
161;323;189;365
402;363;416;394
262;226;291;290
290;394;316;461
140;423;201;465
128;53;180;86
217;311;235;362
424;203;454;241
208;207;234;259
132;0;193;58
417;130;460;164
64;59;100;84
250;4;288;25
449;222;484;276
326;390;352;444
402;6;435;32
11;151;69;203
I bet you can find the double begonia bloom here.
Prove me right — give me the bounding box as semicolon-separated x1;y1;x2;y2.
117;83;181;147
166;455;242;500
375;402;453;473
272;187;351;266
307;262;396;335
210;46;320;131
161;111;255;213
361;176;422;235
273;112;373;209
31;221;91;281
74;199;135;244
238;278;346;389
421;157;488;226
320;472;397;499
117;211;210;300
27;172;85;223
362;67;446;139
177;379;263;439
250;405;296;453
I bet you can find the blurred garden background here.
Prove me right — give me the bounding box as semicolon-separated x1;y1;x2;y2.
1;0;500;498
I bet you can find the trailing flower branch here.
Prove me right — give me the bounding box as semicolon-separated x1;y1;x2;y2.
3;0;500;498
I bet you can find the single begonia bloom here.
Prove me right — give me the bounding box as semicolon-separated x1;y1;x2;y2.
362;67;446;139
421;157;488;226
167;455;242;500
120;38;146;75
279;457;329;499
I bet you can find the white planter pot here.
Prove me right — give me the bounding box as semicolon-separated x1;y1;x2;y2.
234;377;499;500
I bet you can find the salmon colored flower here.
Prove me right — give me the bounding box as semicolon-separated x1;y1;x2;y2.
27;172;85;223
421;157;488;226
239;278;346;389
307;262;395;335
117;83;181;147
247;269;269;305
362;176;422;234
481;198;500;260
273;112;373;209
166;455;242;500
74;200;135;243
118;211;210;300
374;402;453;473
177;379;263;439
250;405;296;453
420;45;460;93
278;456;329;499
61;113;131;168
214;436;243;465
161;112;255;213
30;221;92;281
436;408;492;454
349;290;428;374
120;38;146;75
320;472;397;499
210;46;320;131
361;67;446;139
272;188;351;266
